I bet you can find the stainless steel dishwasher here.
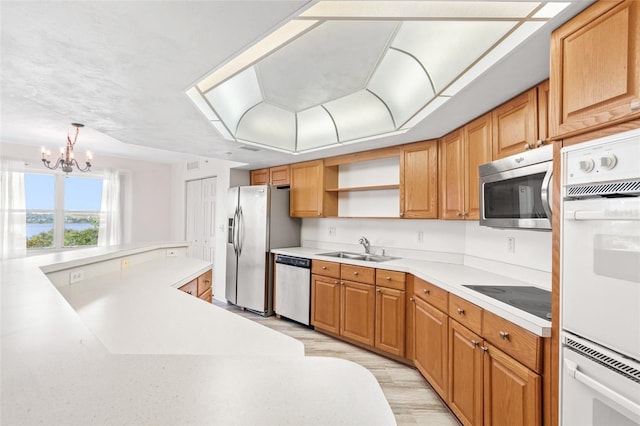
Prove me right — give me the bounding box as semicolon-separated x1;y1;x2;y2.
274;254;311;326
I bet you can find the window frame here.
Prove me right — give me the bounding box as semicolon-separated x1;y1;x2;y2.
25;172;104;252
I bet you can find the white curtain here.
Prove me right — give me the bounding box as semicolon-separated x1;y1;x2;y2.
0;160;26;259
98;168;121;246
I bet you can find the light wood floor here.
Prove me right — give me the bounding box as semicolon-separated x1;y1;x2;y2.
215;301;459;426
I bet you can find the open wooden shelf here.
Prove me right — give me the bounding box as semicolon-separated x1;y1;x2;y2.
325;184;400;192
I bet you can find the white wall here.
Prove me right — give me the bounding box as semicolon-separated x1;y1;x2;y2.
170;157;247;301
301;217;552;288
0;142;173;243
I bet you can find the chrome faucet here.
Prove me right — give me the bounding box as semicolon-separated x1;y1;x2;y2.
359;236;371;254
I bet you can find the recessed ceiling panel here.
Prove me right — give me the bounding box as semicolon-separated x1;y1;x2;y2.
297;106;338;151
236;102;295;151
367;48;435;126
256;20;398;111
392;20;515;93
204;66;262;135
301;1;541;19
324;90;394;142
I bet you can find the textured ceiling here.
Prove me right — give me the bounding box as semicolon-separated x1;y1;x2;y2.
1;1;592;168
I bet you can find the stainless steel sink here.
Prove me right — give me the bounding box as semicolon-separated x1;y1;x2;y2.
319;251;398;262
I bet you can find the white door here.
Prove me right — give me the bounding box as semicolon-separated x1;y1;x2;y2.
185;178;216;262
201;177;216;263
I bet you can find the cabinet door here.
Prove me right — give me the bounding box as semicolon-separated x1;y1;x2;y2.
464;113;492;220
400;140;438;218
340;280;375;346
448;320;483;426
492;88;538;159
375;287;405;357
250;168;269;186
270;165;290;187
414;298;448;400
311;274;341;334
439;129;465;220
550;0;640;138
536;80;550;145
290;160;324;217
483;344;541;426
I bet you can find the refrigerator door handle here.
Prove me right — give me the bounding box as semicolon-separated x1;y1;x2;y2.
238;206;244;256
232;208;239;254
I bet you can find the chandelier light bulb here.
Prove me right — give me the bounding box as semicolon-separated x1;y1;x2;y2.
40;123;92;173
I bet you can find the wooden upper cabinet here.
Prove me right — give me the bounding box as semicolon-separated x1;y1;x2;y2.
440;129;465;220
250;165;290;186
537;80;550;144
440;113;492;220
250;168;269;186
289;160;337;217
550;0;640;139
400;140;438;218
269;165;290;186
492;88;538;159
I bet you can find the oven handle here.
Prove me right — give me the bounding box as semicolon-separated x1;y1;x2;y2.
564;359;640;417
565;210;640;221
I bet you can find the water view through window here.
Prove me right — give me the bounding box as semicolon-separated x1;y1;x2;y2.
25;173;103;248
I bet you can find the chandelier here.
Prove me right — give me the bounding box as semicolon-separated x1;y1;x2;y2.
41;123;92;173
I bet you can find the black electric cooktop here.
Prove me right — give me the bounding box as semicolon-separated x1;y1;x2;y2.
463;285;551;321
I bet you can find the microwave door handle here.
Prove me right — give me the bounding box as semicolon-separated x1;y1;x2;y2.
541;167;553;220
564;359;640;417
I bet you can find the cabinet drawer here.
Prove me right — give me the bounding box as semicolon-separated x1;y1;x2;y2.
199;287;213;303
341;264;375;284
449;294;482;335
483;310;542;373
413;277;448;312
312;260;340;278
197;269;212;296
375;269;406;290
179;279;198;296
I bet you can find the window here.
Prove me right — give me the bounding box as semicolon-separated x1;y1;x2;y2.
25;173;103;250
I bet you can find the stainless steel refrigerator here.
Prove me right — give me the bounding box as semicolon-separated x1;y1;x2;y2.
225;185;300;315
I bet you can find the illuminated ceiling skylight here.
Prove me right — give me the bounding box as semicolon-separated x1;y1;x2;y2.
187;1;571;154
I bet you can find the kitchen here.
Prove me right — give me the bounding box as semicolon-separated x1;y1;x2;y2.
1;1;639;425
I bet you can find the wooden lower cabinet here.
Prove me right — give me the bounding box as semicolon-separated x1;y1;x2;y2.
414;297;448;399
375;286;405;357
448;320;483;426
483;344;541;426
178;269;213;303
311;274;341;334
340;280;376;346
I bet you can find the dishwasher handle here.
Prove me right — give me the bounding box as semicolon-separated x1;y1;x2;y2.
275;255;311;269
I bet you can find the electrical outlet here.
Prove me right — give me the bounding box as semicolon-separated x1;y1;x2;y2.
121;257;130;269
507;237;515;253
328;227;336;237
417;232;424;243
69;270;84;284
166;250;178;257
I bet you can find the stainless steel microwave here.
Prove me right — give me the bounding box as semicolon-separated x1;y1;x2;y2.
479;145;553;230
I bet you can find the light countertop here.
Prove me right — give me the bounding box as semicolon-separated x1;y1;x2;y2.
1;244;395;425
272;247;552;337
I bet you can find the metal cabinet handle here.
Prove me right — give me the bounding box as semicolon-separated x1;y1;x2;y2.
322;266;327;270
456;212;463;217
376;288;381;293
187;290;192;295
334;280;339;285
353;271;359;276
409;297;414;302
386;276;391;281
423;289;430;295
499;331;510;340
537;139;547;147
480;346;488;353
457;308;465;315
524;143;533;150
471;340;479;347
400;212;404;217
341;281;345;286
